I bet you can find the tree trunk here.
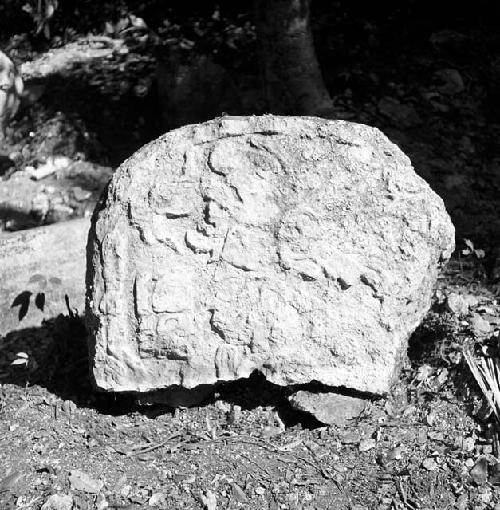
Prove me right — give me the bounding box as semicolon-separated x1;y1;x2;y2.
0;50;23;140
254;0;333;116
0;218;88;337
156;48;241;131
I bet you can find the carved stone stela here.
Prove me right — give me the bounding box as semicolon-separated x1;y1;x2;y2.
86;116;454;395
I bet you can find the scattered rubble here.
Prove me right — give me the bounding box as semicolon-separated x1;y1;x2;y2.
288;391;367;426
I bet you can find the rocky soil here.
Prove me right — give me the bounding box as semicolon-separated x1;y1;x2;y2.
0;260;499;509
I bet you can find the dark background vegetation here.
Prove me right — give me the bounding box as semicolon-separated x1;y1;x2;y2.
1;0;499;248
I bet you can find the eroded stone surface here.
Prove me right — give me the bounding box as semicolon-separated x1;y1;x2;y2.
86;115;454;395
289;391;368;426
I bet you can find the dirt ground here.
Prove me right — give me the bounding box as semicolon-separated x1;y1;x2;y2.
0;3;500;509
0;261;499;510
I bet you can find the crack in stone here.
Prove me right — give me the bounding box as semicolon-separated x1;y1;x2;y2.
209;309;226;341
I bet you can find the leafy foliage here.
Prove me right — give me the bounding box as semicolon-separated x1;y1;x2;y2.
463;238;486;259
22;0;58;38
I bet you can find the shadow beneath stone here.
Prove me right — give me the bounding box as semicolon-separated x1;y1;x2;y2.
0;315;141;416
0;154;15;177
135;384;216;409
0;204;44;231
0;314;375;428
407;309;479;410
209;371;321;429
216;371;376;429
407;309;458;367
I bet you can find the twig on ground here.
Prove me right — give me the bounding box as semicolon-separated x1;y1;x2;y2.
124;432;183;456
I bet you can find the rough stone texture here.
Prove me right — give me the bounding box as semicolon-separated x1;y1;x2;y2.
86;115;454;395
289;391;367;426
0;218;88;337
41;494;74;510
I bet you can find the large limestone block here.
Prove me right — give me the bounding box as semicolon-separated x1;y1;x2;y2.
86;116;454;395
0;218;88;337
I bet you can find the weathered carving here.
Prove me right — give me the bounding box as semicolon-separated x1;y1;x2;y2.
86;116;454;395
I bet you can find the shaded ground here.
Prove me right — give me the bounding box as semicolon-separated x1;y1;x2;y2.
0;2;500;509
0;259;499;509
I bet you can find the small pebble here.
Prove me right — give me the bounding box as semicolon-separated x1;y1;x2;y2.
470;314;491;337
148;492;166;506
341;432;361;445
231;483;247;503
387;446;402;460
41;494;73;510
470;457;488;484
455;494;468;510
489;462;500;485
446;292;478;315
68;470;103;494
465;458;475;468
479;491;491;504
359;438;376;452
462;436;476;452
72;186;92;202
422;458;438;471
